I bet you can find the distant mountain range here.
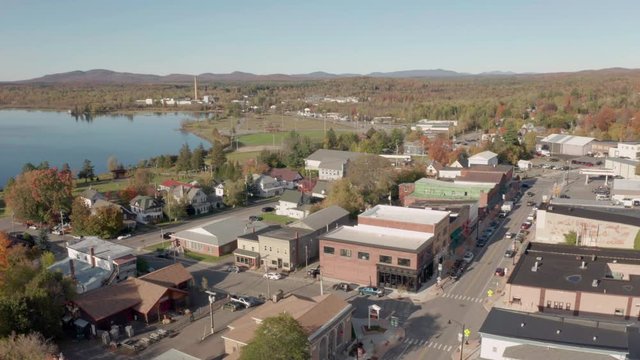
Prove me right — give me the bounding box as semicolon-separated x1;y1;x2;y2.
7;67;638;84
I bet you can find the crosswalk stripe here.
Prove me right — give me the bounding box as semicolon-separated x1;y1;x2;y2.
428;342;434;348
437;343;442;350
447;345;453;351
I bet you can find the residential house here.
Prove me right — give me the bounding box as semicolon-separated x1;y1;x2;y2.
312;180;331;199
275;190;309;219
320;205;450;292
172;217;268;257
479;308;637;360
505;243;640;320
251;174;283;198
268;168;303;190
304;149;363;181
130;195;163;224
80;188;104;208
535;203;640;249
49;237;137;294
71;263;193;329
222;294;353;360
426;160;443;177
170;185;218;215
540;134;595;156
439;158;469;179
468;150;499;166
215;183;225;198
80;189;136;229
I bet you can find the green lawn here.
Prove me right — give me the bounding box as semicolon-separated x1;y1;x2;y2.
184;251;227;263
227;151;262;163
260;213;296;225
237;130;349;147
144;242;171;252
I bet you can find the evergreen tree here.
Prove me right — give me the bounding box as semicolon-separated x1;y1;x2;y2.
191;143;206;172
175;144;192;174
209;141;227;172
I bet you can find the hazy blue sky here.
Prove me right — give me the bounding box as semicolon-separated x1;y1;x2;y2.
1;0;638;80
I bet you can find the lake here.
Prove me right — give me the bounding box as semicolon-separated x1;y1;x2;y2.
0;110;210;186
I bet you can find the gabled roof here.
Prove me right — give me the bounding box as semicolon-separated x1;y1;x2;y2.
268;168;303;182
280;189;303;204
541;134;595;146
449;158;468;168
80;188;103;202
130;195;161;210
139;263;193;288
160;179;194;189
289;205;349;231
312;180;331;196
427;160;443;171
455;172;504;185
173;217;269;247
469;150;498;160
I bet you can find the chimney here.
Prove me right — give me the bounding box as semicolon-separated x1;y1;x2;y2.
194;76;198;100
69;259;76;279
90;247;95;268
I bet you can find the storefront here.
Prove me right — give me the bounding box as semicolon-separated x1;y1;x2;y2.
377;265;422;292
233;249;260;269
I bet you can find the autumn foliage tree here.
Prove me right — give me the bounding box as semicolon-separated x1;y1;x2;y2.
5;168;73;225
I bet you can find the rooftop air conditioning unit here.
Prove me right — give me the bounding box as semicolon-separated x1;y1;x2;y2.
592;279;599;287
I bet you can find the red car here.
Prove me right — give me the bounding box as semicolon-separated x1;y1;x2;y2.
495;268;505;277
521;222;532;230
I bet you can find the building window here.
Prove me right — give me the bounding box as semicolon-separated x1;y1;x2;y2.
546;301;551;308
566;303;571;310
615;308;624;316
264;246;267;251
358;252;370;261
242;245;245;250
398;258;411;267
553;302;559;309
324;246;335;255
380;255;392;264
340;249;352;257
269;247;272;251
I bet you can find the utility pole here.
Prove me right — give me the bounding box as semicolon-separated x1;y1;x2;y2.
305;245;308;270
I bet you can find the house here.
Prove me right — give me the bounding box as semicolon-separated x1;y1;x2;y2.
80;188;104;207
304;149;363;181
49;237;137;294
222;294;353;360
251;174;284;198
80;189;136;229
468;150;499;166
438;158;468;179
534;203;640;249
215;183;225;197
275;189;308;219
170;186;217;215
426;160;443;177
158;179;194;192
320;205;450;292
450;158;469;168
311;180;331;199
606;157;640;179
235;206;351;270
403;140;426;156
540;134;595;156
71;263;193;329
172;217;269;257
505;242;640;319
130;195;163;224
517;159;533;170
267;168;303;190
608;142;640;160
479;308;637;360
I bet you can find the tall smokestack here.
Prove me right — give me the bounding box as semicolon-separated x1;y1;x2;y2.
194;76;198;100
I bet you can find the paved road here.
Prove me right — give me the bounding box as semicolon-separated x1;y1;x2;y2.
383;177;558;360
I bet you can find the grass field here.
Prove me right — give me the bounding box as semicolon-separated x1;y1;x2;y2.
227;150;262;163
237;129;353;147
260;213;296;225
184;251;227;263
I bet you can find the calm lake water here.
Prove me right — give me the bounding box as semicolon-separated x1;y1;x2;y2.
0;110;210;186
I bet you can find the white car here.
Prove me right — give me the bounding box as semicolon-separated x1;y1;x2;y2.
462;251;474;263
263;272;282;280
117;234;132;240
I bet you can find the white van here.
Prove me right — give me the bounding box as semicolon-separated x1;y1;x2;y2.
596;194;610;201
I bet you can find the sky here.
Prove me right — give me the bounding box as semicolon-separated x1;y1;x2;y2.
1;0;639;81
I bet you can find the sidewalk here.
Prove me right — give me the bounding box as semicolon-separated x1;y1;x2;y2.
347;317;405;360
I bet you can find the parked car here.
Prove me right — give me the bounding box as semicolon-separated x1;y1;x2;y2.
332;283;352;292
521;222;532;230
229;295;262;308
526;191;535;197
505;232;515;239
225;265;243;273
495;268;506;277
504;249;516;258
162;231;173;239
559;194;570;199
358;286;384;297
261;206;275;213
117;234;132;240
307;265;321;277
526;200;535;206
223;302;244;312
248;215;262;222
462;251;474;263
263;272;282;280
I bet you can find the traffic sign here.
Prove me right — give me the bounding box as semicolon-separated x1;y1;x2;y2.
464;328;471;338
487;289;494;297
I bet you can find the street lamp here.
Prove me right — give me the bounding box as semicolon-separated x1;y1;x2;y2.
448;319;470;360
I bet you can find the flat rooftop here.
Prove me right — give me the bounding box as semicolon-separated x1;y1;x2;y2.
323;224;433;252
67;237;134;261
509;243;640;296
539;203;640;227
358;205;449;226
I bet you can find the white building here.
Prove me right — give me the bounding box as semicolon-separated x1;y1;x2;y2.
517;159;533;170
606;158;640;179
540;134;595;156
304;149;364;181
609;142;640;160
611;179;640;203
468;151;499;166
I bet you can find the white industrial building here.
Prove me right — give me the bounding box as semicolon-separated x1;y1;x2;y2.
468;150;499;166
609;142;640;160
540;134;594;156
606;157;640;179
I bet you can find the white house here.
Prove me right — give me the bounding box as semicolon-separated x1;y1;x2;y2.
130;195;163;224
215;183;225;197
517;159;533;170
304;149;363;181
426;161;443;177
468;151;499;166
275;190;309;219
251;174;284;198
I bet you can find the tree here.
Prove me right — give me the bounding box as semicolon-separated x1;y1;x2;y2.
77;159;95;182
323;128;338;149
70;198;92;235
209;141;227;172
35;228;48;251
326;179;365;216
164;195;188;221
240;313;310;360
60;162;71;174
0;232;11;273
130;168;153;194
21;163;36;174
176;143;192;174
346;155;394;205
564;231;578;246
90;206;124;239
523;132;537;154
4;169;73;225
0;332;59;360
107;155;119;172
223;180;247;208
191;143;206;172
427;136;452;165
